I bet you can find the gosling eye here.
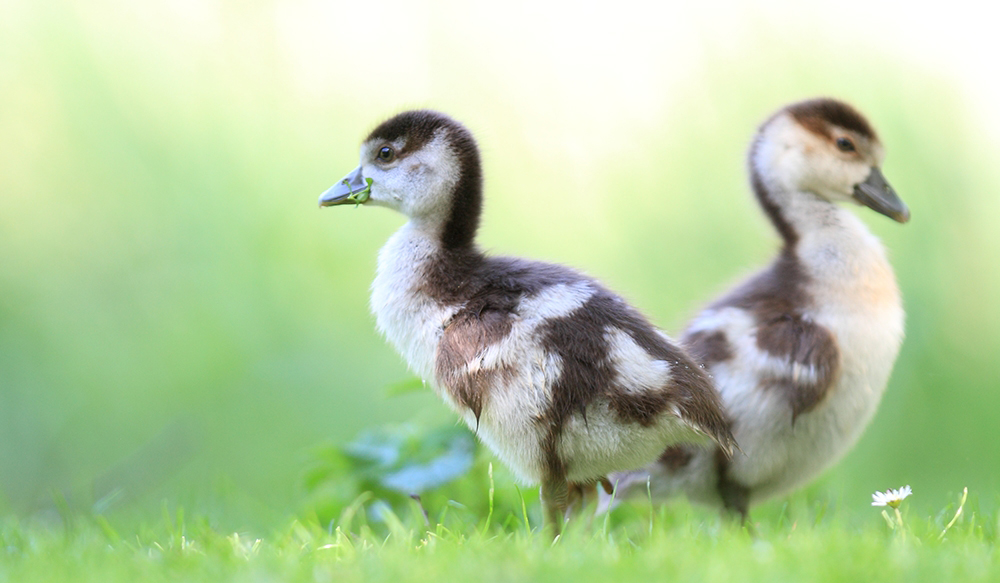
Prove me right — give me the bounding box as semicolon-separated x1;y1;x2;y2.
835;137;856;153
376;146;395;162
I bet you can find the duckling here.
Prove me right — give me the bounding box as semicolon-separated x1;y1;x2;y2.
319;110;736;532
607;98;909;521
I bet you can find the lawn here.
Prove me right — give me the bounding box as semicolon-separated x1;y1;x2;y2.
0;479;992;583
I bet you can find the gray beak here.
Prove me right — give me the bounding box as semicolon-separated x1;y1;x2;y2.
852;167;910;223
319;166;372;207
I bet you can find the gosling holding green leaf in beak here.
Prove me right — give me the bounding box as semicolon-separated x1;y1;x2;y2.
319;110;736;533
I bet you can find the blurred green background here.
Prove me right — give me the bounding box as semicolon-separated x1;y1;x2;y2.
2;0;998;530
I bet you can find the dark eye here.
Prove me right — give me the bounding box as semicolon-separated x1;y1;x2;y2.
836;137;856;152
377;146;395;162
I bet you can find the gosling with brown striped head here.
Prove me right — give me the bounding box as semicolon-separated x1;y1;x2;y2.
607;98;909;521
319;110;736;533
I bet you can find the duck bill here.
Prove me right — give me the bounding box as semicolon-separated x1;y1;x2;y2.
852;167;910;223
319;166;372;207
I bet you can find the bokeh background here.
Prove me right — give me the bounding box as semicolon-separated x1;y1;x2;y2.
2;0;999;531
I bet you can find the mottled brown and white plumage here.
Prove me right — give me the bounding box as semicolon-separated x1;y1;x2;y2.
607;98;909;520
319;110;735;532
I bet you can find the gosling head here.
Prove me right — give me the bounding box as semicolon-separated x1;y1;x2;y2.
320;110;483;248
752;98;910;223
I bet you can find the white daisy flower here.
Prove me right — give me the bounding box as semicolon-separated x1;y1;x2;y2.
871;485;912;509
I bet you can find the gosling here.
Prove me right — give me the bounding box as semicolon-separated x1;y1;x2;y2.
608;98;909;521
319;110;736;531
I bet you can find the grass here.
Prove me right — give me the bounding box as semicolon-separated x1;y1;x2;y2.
0;479;994;582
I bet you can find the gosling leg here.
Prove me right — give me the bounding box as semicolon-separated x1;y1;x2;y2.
540;475;569;537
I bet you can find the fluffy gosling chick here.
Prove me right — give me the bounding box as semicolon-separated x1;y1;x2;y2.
608;98;909;521
319;110;736;532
